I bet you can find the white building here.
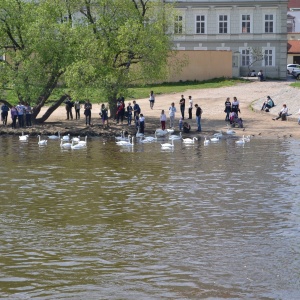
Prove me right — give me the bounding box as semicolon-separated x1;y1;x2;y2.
167;0;288;79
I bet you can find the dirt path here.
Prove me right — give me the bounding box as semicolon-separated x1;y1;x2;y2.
2;80;300;139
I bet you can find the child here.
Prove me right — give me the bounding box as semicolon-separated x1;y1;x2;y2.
160;110;167;130
139;114;145;134
179;117;183;131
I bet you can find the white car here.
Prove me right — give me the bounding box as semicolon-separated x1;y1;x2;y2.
287;64;300;74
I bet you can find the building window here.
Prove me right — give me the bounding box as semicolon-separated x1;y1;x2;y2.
242;15;251;33
264;49;274;66
241;48;251;66
196;15;205;34
264;14;274;33
219;15;228;34
174;15;183;34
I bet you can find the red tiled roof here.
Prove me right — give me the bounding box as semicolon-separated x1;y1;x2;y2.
288;40;300;53
288;0;300;9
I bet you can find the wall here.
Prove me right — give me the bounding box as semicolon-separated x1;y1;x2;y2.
167;50;232;82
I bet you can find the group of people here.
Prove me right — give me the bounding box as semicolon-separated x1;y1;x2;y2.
1;102;32;128
158;95;202;132
224;96;243;126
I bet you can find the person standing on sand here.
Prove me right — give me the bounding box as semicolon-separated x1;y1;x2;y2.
74;100;81;119
127;102;133;125
179;95;185;119
160;110;167;130
169;102;177;128
149;91;155;109
65;97;74;120
195;104;202;132
188;96;193;119
231;97;240;117
224;97;231;121
100;104;108;128
84;99;92;126
10;106;18;129
1;103;10;126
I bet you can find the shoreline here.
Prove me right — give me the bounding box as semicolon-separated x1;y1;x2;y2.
1;80;300;140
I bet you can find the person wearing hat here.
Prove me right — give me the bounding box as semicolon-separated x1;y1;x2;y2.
195;104;203;132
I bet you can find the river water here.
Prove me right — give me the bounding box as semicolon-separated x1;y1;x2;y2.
0;135;300;300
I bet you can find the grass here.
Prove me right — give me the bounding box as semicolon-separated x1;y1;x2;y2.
2;77;250;105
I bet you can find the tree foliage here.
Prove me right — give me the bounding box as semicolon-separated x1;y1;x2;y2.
0;0;175;121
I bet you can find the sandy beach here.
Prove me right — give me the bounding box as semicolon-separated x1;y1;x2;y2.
2;79;300;139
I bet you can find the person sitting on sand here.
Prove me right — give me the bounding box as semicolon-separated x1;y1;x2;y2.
261;96;274;111
272;104;288;121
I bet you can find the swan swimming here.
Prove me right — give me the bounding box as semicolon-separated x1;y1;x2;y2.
71;136;80;143
60;139;72;149
117;136;134;146
136;127;144;138
213;132;223;138
48;132;60;140
204;137;210;145
62;134;70;141
115;130;127;141
235;137;245;145
226;125;236;135
155;129;169;137
161;139;174;148
78;136;87;145
37;135;47;146
169;132;182;140
116;135;132;145
210;136;220;142
71;140;86;149
19;132;29;141
182;137;198;144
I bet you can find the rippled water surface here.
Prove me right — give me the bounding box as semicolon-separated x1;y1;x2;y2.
0;135;300;299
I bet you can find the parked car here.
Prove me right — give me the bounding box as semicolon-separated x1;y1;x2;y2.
291;68;300;79
287;64;300;74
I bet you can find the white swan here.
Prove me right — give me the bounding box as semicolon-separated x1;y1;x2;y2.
155;129;169;137
117;136;134;146
116;135;132;145
78;136;87;145
226;125;236;135
244;135;251;142
60;139;71;149
166;128;175;134
19;132;29;141
235;137;245;145
37;135;47;146
62;134;70;141
71;136;80;143
182;137;198;144
143;132;157;142
115;130;127;141
204;137;210;145
161;139;174;148
169;132;182;140
210;136;220;142
48;132;60;140
136;127;144;138
213;132;223;138
71;140;86;149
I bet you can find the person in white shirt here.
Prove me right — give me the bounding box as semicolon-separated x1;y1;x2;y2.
169;102;177;128
188;96;193;119
273;104;288;121
160;110;167;130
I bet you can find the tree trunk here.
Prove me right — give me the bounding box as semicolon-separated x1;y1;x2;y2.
34;95;68;123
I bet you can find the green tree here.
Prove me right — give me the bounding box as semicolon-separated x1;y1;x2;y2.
0;0;80;122
63;0;175;115
0;0;176;121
